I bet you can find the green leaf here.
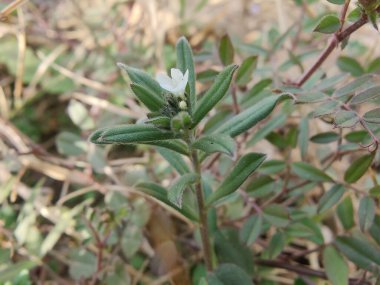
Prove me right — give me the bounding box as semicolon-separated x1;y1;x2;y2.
337;196;355;230
208;264;254;285
263;232;286;259
323;246;349;285
56;132;87;156
241;78;272;105
145;116;171;129
348;7;362;22
0;261;37;283
89;124;176;144
217;94;292;137
370;185;380;198
344;153;374;183
296;91;326;103
67;100;95;130
69;250;97;280
334;111;359;128
359;196;376;232
318;184;345;213
219;34;234;66
144;139;189;155
176;37;196;113
345;130;369;143
214;230;254;275
369;215;380;246
247;113;287;146
350;86;380;104
335;236;380;272
327;0;345;4
258;160;286;175
313;101;339;117
168;173;198;208
130;83;165;111
314;15;340;34
298;117;309;160
310;131;340;144
337;56;365;77
117;63;163;96
368;57;380;73
240;214;263;246
291;162;333;182
363;108;380;124
236;56;258;86
157;147;190;175
206;153;266;205
334;74;376;97
193;134;235;157
263;204;290;227
245;175;276;198
136;182;198;221
192;65;238;126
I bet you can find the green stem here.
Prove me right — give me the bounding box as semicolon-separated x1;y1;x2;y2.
191;148;213;271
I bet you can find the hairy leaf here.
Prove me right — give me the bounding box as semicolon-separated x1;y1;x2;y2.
206;153;266;205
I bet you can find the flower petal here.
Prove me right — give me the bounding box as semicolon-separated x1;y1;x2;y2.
171;68;184;82
156;73;174;92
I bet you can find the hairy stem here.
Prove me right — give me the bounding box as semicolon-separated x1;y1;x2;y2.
191;148;213;271
296;14;368;87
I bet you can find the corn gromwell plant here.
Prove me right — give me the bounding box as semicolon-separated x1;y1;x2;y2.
89;36;291;283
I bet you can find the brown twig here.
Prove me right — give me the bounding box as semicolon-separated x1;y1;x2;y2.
256;259;371;285
296;14;368;87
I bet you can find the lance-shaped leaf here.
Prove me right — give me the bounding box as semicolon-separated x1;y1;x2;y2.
157;147;190;175
323;246;349;285
117;63;163;96
350;86;380;104
369;215;380;246
334;111;359;128
130;83;165;111
240;214;263;246
219;34;234;66
206;153;266;206
235;56;257;86
216;94;292;137
263;204;290;227
359;196;376;232
136;182;198;221
335;236;380;272
363;108;380;124
292;162;333;182
334;74;376;97
207;264;253;285
192;65;238;126
337;196;355;230
144;139;189;155
337;56;365;77
344;153;374;183
192;134;236;157
168;173;198;208
318;184;345;213
310;131;340;144
176;37;196;113
0;260;38;283
89;124;176;144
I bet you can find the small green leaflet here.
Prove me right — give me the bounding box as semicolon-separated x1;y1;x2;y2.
168;173;198;208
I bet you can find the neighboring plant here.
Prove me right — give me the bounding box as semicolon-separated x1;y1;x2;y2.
89;1;380;281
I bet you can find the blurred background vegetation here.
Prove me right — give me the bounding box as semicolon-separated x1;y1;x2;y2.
0;0;380;284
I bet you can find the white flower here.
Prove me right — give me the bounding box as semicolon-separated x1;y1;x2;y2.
156;68;188;97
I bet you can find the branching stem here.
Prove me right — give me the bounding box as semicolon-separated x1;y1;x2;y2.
296;13;368;87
